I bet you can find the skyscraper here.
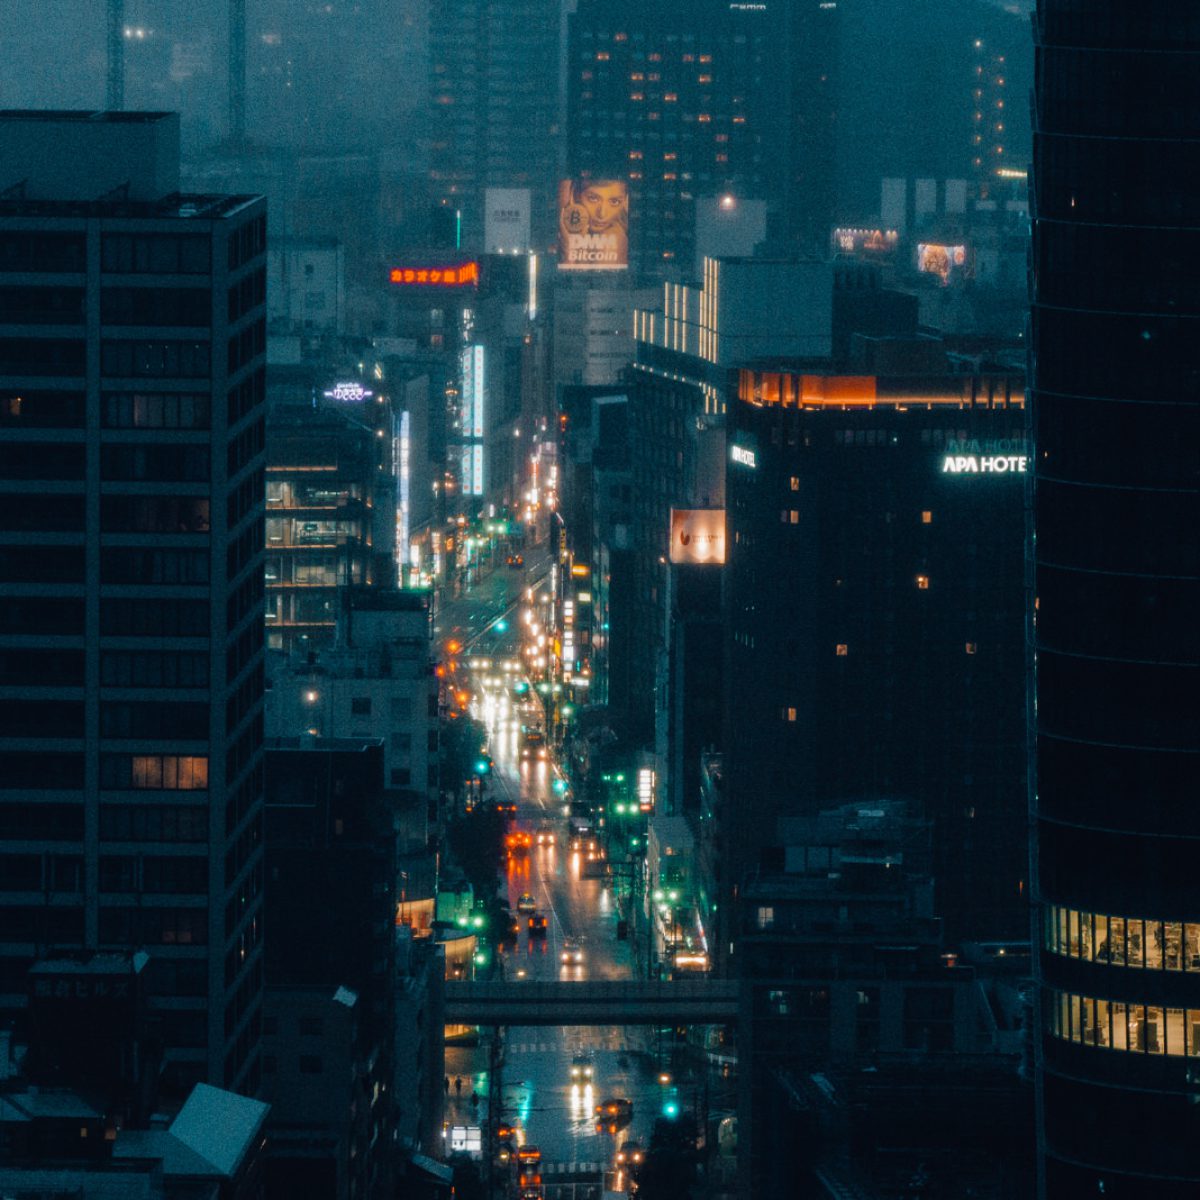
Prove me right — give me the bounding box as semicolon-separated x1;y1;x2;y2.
1030;7;1200;1195
428;0;562;250
0;112;266;1096
567;0;838;278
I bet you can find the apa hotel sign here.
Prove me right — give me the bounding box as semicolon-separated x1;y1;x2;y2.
940;438;1028;476
942;454;1028;475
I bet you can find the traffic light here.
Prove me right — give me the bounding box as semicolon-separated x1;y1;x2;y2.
552;777;568;796
495;618;509;633
474;758;491;775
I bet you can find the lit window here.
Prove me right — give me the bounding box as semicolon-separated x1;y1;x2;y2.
786;707;796;722
790;476;799;491
921;510;932;523
965;642;977;655
835;644;848;657
789;510;799;525
916;574;930;590
757;906;775;930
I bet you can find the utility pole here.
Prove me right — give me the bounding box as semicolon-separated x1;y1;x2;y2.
228;0;246;144
106;0;124;111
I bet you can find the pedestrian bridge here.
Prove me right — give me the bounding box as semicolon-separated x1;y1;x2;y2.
443;978;741;1026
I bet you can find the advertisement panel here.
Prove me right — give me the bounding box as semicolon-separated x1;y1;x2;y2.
831;227;899;259
557;178;629;271
460;344;485;439
484;187;532;254
669;509;725;565
916;243;970;286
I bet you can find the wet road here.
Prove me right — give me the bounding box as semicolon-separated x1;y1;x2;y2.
443;582;687;1190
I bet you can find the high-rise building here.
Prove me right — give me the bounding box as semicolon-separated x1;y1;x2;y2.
567;0;838;278
1030;8;1200;1197
428;0;561;251
723;365;1028;960
0;112;266;1096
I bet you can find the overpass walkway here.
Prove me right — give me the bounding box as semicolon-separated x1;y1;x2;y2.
443;978;741;1026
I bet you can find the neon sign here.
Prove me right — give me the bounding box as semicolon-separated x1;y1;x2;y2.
730;444;757;469
324;381;372;403
388;262;479;287
941;455;1027;475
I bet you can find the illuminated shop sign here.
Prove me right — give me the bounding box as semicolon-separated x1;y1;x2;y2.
730;444;757;469
942;454;1027;475
389;262;480;287
461;344;485;439
324;381;372;403
832;227;899;257
669;508;726;565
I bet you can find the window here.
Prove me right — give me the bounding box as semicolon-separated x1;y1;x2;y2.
350;697;371;716
299;1055;323;1074
299;1016;324;1036
100;754;208;790
790;476;799;491
922;510;933;523
756;906;775;930
0;390;85;428
102;234;211;275
390;768;411;787
785;707;797;722
835;644;849;657
1046;904;1199;974
101;340;211;379
916;574;930;590
102;392;210;429
965;643;977;655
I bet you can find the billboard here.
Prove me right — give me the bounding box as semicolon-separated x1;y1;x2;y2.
831;227;899;259
484;187;531;254
557;178;629;271
461;344;484;439
669;508;725;566
916;243;970;286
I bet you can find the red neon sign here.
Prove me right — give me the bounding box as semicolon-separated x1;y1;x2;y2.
388;262;479;287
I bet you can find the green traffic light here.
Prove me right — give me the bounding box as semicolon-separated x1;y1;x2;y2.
474;759;490;774
495;618;509;633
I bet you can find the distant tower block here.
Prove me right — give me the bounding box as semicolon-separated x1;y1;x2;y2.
106;0;125;110
229;0;246;142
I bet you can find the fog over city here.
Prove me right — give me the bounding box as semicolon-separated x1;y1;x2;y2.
0;4;1192;1200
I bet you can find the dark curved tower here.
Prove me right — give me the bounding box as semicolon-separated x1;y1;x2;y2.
1031;4;1200;1196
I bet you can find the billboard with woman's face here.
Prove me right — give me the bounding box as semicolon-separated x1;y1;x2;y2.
557;178;629;270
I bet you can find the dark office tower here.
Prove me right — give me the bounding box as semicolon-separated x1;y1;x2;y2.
0;113;267;1097
428;0;561;249
723;367;1028;963
568;0;838;277
1030;9;1200;1198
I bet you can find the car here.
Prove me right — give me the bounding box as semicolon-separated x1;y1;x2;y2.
535;828;555;846
516;1145;542;1166
506;553;525;569
561;937;584;965
570;1054;593;1083
594;1097;633;1134
505;830;533;856
516;892;536;913
528;913;548;937
616;1141;645;1166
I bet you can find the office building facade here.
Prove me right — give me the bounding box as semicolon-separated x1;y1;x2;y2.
1030;7;1200;1196
0;112;266;1095
723;367;1028;962
568;0;838;278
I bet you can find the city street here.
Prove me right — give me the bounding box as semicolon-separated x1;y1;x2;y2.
442;562;695;1194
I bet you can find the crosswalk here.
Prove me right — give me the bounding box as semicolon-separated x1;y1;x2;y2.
506;1033;642;1056
539;1161;605;1178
